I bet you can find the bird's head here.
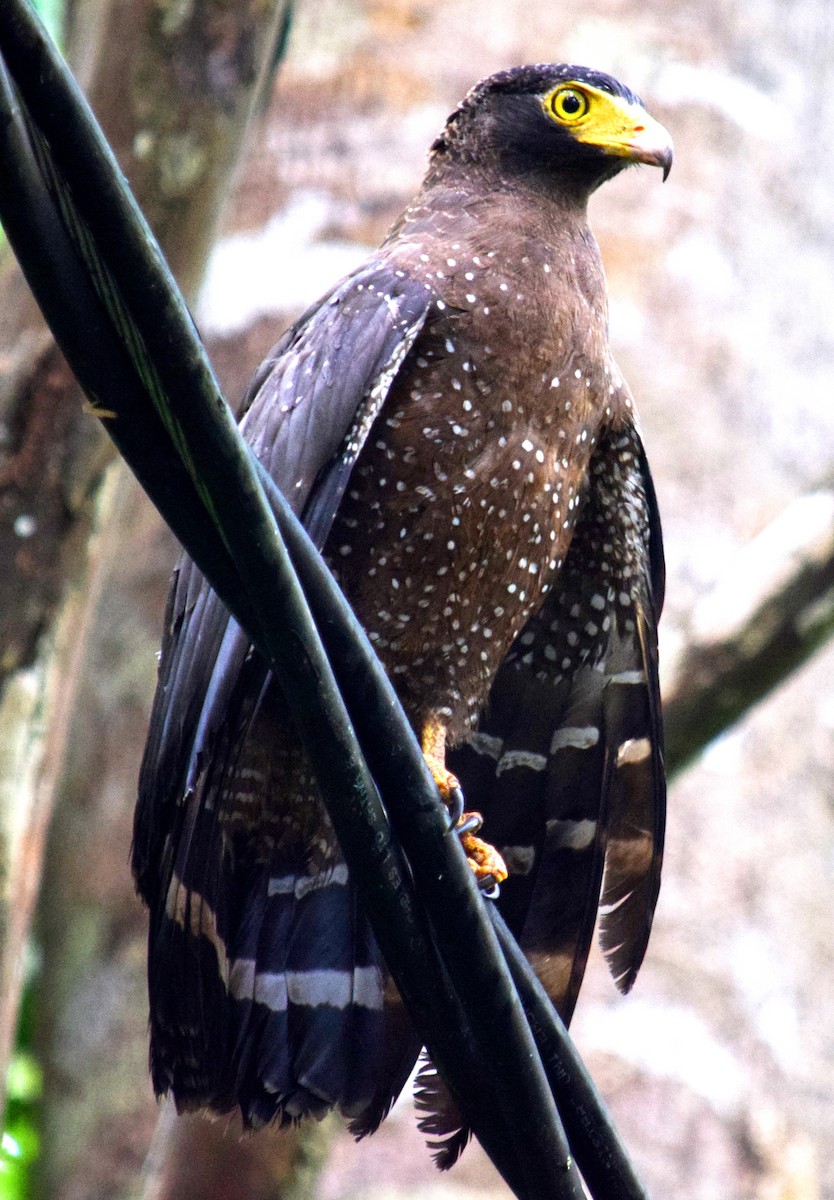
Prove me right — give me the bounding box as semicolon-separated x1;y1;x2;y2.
433;64;673;200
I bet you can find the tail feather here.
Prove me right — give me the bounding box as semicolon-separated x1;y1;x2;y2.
346;980;423;1136
598;616;665;992
138;632;422;1131
413;1056;472;1169
149;828;417;1126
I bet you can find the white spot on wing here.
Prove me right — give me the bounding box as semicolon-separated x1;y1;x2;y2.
609;669;647;684
545;817;597;850
549;726;600;753
616;737;652;766
496;749;548;776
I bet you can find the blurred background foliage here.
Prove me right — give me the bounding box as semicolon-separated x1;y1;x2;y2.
2;0;834;1197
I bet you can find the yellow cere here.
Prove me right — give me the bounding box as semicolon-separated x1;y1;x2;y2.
543;81;655;161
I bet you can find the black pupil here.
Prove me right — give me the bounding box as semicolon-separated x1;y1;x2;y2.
561;92;581;114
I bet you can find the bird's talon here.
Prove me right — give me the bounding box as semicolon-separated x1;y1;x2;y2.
459;828;508;887
422;714;507;885
479;874;500;900
455;810;482;837
446;785;465;829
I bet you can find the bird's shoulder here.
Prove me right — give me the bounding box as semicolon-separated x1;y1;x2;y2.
234;257;436;529
380;180;608;348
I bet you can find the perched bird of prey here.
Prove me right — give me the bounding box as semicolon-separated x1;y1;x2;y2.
134;62;670;1153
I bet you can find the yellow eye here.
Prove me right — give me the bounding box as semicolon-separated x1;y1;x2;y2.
549;86;590;123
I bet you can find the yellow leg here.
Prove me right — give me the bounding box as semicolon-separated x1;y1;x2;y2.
421;712;461;800
421;713;508;886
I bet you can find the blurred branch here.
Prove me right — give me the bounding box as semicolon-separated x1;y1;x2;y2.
664;486;834;775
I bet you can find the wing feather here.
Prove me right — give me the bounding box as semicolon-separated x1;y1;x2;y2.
133;261;434;1126
597;430;665;988
449;420;665;1021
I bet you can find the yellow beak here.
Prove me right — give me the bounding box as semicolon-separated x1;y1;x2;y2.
570;88;674;180
615;108;674;180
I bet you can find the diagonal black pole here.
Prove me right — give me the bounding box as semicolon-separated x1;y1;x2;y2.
490;910;648;1200
0;4;651;1196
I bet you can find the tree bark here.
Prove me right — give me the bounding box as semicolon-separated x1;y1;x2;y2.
663;485;834;776
141;1105;333;1200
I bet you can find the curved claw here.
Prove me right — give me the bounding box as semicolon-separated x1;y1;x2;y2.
445;785;465;830
479;875;500;901
455;810;482;837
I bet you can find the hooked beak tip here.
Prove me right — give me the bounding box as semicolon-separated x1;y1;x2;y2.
630;137;674;180
626;112;674;180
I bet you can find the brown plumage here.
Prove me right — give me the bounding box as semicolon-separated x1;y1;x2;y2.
134;63;671;1159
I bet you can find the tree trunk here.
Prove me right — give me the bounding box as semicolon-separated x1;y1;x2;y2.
142;1105;333;1200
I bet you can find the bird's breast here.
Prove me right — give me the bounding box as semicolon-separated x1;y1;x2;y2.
326;297;619;738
